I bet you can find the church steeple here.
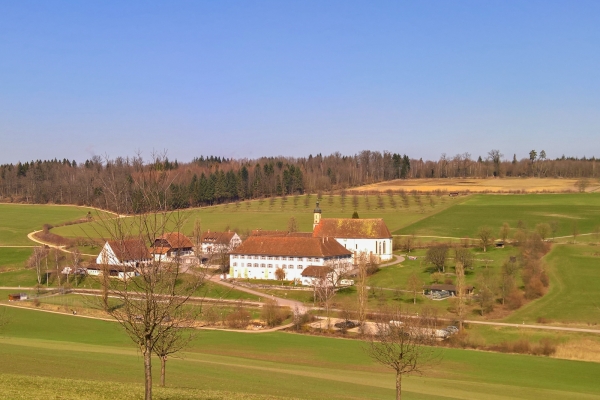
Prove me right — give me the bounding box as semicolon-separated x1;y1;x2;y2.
313;201;322;230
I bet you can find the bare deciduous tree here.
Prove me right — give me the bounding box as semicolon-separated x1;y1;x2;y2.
406;272;423;304
425;244;449;272
27;246;47;291
364;309;441;400
499;222;510;242
477;226;493;252
92;156;206;400
357;253;368;334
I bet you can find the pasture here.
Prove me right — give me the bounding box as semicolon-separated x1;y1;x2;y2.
505;243;600;325
394;193;600;238
0;306;599;400
0;204;93;245
355;177;600;193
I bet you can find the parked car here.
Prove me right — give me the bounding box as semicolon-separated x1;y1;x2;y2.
334;320;359;329
445;326;459;334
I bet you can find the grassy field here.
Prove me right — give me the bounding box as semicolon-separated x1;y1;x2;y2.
0;306;599;399
52;193;463;239
0;248;32;272
355;177;600;193
395;193;600;238
505;243;600;325
0;204;95;245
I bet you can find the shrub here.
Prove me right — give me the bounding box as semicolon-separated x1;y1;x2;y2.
261;299;290;327
226;305;251;329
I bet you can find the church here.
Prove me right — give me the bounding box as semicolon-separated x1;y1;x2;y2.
311;201;393;262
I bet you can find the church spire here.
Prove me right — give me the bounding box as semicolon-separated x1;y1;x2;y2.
313;201;322;230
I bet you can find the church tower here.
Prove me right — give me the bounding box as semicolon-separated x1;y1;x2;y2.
313;201;321;231
313;201;322;230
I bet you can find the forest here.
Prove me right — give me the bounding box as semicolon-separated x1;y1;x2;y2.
0;149;597;212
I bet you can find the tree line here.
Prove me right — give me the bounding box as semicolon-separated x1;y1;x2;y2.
0;149;597;211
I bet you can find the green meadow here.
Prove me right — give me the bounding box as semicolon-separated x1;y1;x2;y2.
0;204;93;245
52;193;461;240
394;193;600;238
0;306;599;400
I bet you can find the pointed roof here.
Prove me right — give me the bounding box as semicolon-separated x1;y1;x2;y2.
154;232;194;249
230;236;351;258
106;238;151;262
201;230;237;244
312;218;392;239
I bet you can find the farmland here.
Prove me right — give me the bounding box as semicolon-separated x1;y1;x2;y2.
0;306;599;400
355;177;600;193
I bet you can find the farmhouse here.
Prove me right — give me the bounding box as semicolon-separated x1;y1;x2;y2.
86;263;137;280
300;265;336;287
312;202;393;262
229;236;352;281
201;230;241;255
151;232;195;262
96;238;152;267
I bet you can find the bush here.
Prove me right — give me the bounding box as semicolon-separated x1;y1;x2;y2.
226;305;251;329
506;289;525;310
261;299;290;327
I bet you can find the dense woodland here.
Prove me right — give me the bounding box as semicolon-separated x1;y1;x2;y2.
0;149;597;212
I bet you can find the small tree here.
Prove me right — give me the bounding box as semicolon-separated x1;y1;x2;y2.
454;262;466;330
572;221;579;243
499;222;510;242
477;226;493;252
351;211;359;219
287;216;298;233
364;308;441;400
274;267;286;284
425;244;449;272
476;271;496;316
27;246;47;291
406;272;423;304
357;253;368;334
71;249;81;287
453;247;474;271
536;223;551;241
402;235;416;253
153;318;196;387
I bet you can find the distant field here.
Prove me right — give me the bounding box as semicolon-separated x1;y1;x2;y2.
0;204;94;245
53;193;462;239
355;177;600;193
394;193;600;238
0;307;599;400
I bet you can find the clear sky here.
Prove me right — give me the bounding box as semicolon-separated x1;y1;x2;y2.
1;1;599;164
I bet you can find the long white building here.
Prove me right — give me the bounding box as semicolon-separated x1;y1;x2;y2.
229;236;352;281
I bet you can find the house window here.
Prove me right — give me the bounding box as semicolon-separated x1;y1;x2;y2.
233;262;237;267
247;263;252;267
383;241;386;254
254;263;258;267
297;265;303;269
268;264;273;268
282;264;287;269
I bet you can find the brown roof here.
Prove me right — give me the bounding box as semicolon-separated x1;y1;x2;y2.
154;232;193;249
107;239;151;262
313;218;392;239
301;265;333;278
201;230;236;244
251;230;312;238
230;236;352;258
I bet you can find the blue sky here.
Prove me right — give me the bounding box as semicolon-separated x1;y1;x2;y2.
1;1;599;163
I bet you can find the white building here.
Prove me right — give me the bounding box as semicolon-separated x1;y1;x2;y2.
96;238;152;268
151;232;195;263
201;230;242;255
312;202;393;262
229;236;352;282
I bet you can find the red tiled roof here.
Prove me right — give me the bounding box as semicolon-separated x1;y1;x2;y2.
251;230;312;238
106;239;151;262
313;218;391;239
301;265;333;278
154;232;193;249
230;236;352;258
201;231;236;244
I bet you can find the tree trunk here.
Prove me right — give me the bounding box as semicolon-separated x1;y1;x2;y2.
144;340;153;400
396;372;402;400
160;356;166;387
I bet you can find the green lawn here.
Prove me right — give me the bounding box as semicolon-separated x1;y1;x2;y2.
0;307;599;399
505;243;600;325
395;193;600;238
0;248;32;272
0;204;94;245
52;193;462;240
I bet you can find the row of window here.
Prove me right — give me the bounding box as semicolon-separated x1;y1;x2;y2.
232;262;303;270
232;255;321;262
